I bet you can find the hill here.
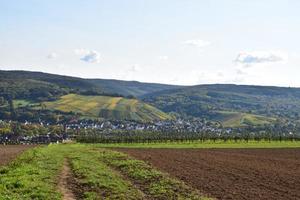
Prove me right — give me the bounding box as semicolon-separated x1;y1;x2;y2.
212;111;276;127
2;70;300;125
143;84;300;124
88;79;180;97
41;94;171;121
0;70;96;90
0;70;100;100
0;70;180;99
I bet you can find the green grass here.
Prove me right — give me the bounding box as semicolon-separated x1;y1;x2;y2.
12;100;32;108
93;140;300;149
41;94;171;121
0;145;65;200
12;99;40;108
68;145;145;199
0;144;209;200
99;149;208;200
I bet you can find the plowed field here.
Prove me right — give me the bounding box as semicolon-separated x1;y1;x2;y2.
0;145;35;166
118;148;300;200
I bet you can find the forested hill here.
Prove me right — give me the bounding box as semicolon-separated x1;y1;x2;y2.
88;79;181;97
2;70;300;124
0;70;175;122
0;70;101;100
142;84;300;122
0;70;180;100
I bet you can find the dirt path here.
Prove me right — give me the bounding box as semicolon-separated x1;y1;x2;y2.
58;159;77;200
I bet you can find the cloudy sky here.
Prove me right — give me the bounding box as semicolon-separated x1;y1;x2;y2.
0;0;300;86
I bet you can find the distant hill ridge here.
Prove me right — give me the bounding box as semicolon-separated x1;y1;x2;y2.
142;84;300;123
1;70;300;124
0;70;181;98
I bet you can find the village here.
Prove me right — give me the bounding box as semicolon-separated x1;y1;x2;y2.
66;118;224;132
0;118;227;144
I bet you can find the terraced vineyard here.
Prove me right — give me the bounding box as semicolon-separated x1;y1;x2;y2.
0;144;209;200
212;111;276;127
42;94;171;121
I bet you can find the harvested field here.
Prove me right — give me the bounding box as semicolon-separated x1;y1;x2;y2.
118;148;300;200
0;145;36;166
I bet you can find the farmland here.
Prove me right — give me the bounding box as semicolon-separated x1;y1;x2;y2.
94;140;300;149
118;148;300;200
0;144;209;200
1;143;300;199
41;94;171;121
0;145;36;166
213;111;276;127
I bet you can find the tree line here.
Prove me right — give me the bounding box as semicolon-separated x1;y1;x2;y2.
76;128;300;144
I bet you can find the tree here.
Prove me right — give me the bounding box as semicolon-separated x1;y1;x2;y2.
8;99;16;120
49;125;64;135
0;97;5;105
11;122;22;135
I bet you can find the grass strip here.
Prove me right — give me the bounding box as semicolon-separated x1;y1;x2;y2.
0;145;65;200
98;149;211;200
68;145;145;199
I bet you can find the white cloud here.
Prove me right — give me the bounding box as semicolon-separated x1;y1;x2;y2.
81;51;101;63
234;51;288;67
183;39;211;48
75;49;101;63
47;52;57;59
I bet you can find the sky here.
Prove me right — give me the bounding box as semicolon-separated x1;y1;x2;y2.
0;0;300;86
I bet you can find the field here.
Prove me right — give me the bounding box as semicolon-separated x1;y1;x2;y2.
0;145;36;166
212;111;276;127
1;143;300;200
41;94;171;121
118;148;300;200
0;144;209;200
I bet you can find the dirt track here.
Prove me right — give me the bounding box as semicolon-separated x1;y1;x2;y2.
117;148;300;200
0;145;35;166
58;160;76;200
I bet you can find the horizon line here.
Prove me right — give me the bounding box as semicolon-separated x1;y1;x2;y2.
0;69;298;89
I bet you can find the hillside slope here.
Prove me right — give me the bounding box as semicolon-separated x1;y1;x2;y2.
42;94;171;121
88;79;180;97
2;70;300;125
212;111;276;127
0;70;179;98
143;84;300;122
0;70;99;90
0;70;101;100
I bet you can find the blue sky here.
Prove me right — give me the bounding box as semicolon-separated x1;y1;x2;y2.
0;0;300;86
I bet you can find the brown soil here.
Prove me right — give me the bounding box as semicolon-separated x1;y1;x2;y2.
117;148;300;200
58;160;82;200
0;145;36;166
